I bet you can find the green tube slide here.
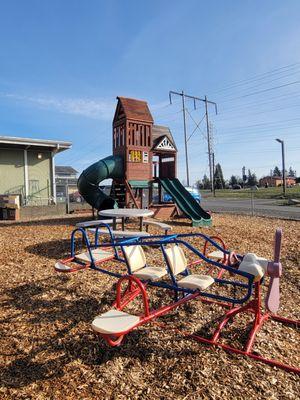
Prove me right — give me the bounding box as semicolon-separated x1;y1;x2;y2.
77;155;124;210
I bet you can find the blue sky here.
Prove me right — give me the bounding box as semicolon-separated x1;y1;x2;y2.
1;0;300;183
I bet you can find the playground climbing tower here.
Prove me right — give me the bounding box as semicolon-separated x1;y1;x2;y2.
112;97;154;208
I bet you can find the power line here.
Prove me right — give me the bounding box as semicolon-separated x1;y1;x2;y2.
218;116;300;131
215;102;300;122
219;90;300;113
219;80;300;103
214;69;300;101
207;62;300;94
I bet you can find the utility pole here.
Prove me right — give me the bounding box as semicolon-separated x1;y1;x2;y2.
169;91;217;189
181;91;189;186
242;166;246;188
205;97;214;192
212;152;216;197
276;138;286;196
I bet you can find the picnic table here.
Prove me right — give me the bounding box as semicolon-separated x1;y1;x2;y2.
98;208;154;231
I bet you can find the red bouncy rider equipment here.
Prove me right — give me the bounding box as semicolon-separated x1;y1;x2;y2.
90;229;299;374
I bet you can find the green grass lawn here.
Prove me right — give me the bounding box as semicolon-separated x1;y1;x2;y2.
201;185;300;199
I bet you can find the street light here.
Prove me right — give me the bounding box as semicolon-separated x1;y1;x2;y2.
275;138;286;196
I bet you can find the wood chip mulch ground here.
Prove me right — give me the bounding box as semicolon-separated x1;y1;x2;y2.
0;214;299;399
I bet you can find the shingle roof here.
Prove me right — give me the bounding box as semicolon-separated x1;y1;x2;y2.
114;97;154;123
55;166;78;175
152;125;177;151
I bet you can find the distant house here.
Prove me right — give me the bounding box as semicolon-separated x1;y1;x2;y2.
55;166;78;201
0;136;71;205
259;175;296;187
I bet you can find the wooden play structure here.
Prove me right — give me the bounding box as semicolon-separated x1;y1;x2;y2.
78;96;211;226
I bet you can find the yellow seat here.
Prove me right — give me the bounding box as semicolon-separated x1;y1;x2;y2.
92;309;140;335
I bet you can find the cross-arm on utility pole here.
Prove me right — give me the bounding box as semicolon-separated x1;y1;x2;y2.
169;91;217;190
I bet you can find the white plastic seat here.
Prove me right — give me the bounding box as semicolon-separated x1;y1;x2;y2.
55;262;73;272
122;245;167;281
208;250;226;261
133;266;167;281
164;245;214;290
243;253;268;269
239;253;268;282
92;309;140;335
75;248;113;263
177;274;215;290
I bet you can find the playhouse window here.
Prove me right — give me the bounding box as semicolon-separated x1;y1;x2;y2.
144;128;147;147
113;128;116;148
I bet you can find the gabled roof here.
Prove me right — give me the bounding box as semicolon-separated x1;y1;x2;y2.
55;166;78;175
152;125;177;151
113;97;154;123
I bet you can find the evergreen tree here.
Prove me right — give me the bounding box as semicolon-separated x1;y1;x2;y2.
195;179;203;190
229;175;238;186
288;167;296;177
202;174;211;190
273;166;282;176
248;172;258;186
214;163;225;189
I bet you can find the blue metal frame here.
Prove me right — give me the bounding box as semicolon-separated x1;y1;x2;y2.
67;227;254;305
116;235;254;305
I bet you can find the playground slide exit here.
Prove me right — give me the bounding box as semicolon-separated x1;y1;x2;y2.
77;155;123;210
159;178;212;227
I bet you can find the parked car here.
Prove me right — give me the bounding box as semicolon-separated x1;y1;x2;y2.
185;187;202;202
163;187;201;203
232;184;242;190
69;191;83;203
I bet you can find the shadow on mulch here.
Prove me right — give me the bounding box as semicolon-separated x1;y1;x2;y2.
1;276;196;389
167;219;192;228
0;215;90;228
25;239;81;260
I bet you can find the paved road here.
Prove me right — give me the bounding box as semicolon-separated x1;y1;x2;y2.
201;198;300;220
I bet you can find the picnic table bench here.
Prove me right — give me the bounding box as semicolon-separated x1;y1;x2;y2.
76;219;122;229
88;228;150;238
143;220;172;235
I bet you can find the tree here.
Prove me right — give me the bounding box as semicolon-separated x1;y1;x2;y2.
214;163;225;189
273;166;282;177
229;175;238;186
202;174;211;190
195;179;203;190
288;167;296;177
248;172;258;186
247;169;258;187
